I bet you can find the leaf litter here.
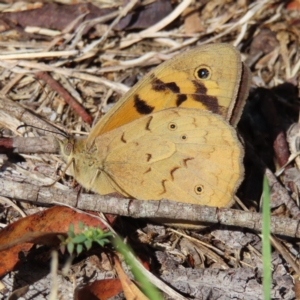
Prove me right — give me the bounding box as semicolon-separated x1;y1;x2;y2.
0;0;300;299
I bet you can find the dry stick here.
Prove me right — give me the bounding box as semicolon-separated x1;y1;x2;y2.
119;0;193;49
270;235;300;276
0;196;26;218
45;11;89;52
82;0;139;54
202;0;269;46
0;50;78;60
70;10;120;53
169;229;231;269
35;72;92;125
0;60;129;94
0;96;62;138
1;178;300;239
0;73;24;95
0;136;58;154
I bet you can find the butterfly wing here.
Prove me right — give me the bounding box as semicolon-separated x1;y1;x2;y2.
93;108;244;207
87;44;251;148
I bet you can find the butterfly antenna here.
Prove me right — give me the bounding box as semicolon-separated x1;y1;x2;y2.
17;124;69;138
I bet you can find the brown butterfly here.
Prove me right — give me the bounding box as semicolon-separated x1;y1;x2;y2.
60;43;250;207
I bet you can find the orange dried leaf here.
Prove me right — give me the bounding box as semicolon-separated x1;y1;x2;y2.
75;279;123;300
114;258;150;300
0;206;108;277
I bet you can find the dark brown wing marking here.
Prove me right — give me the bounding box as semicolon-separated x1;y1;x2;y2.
191;80;220;114
146;153;152;162
159;179;167;195
192;117;198;128
152;78;188;107
170;166;180;181
182;157;194;167
121;133;127;143
144;167;152;174
145;116;153;131
176;94;188;106
134;95;155;114
152;78;179;93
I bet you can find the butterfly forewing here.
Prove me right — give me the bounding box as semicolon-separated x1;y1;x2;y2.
86;43;250;147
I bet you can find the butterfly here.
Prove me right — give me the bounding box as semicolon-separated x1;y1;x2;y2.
59;43;250;207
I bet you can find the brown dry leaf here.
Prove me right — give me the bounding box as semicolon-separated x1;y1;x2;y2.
0;3;115;34
75;279;123;300
114;0;173;31
0;206;109;277
0;231;64;251
114;258;149;300
249;28;279;56
183;7;204;34
287;0;300;10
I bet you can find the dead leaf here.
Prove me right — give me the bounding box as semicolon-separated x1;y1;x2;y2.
114;0;172;31
0;206;110;277
183;7;204;34
75;279;123;300
114;257;149;300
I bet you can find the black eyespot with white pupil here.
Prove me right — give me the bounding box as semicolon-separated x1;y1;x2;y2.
168;122;177;131
197;68;210;79
195;185;204;195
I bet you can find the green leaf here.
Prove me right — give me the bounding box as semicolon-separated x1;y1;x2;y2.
262;175;271;300
97;239;110;247
84;239;92;250
72;234;87;244
68;224;75;238
78;221;84;229
77;244;83;255
67;242;74;255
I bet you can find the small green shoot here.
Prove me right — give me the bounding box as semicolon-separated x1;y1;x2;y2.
59;222;112;255
262;175;271;300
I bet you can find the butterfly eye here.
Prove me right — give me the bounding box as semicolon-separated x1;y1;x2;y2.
65;142;73;156
181;135;187;140
168;122;177;131
195;66;212;80
194;184;204;195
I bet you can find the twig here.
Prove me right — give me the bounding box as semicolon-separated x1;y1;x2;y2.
35;72;92;125
119;0;193;49
1;178;300;238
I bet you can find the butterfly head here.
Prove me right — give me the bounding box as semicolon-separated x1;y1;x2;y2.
58;138;75;163
58;137;99;190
